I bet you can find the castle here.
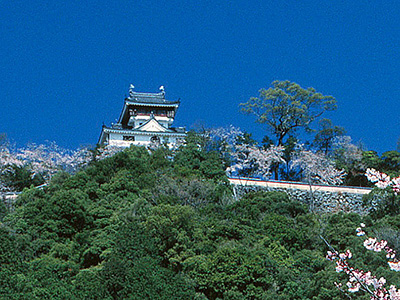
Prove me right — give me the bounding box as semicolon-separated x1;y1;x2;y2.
99;85;187;148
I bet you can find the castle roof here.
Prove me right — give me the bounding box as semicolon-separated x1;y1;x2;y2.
126;86;180;106
127;92;180;105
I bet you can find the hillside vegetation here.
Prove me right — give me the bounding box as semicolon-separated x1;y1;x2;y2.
1;141;400;300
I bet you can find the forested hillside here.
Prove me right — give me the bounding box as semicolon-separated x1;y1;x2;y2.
1;140;400;299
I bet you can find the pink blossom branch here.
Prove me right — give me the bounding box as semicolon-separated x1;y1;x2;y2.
321;235;376;297
324;221;400;299
366;168;400;195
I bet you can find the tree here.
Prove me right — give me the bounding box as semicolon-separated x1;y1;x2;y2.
397;136;400;152
291;147;346;186
324;170;400;299
380;151;400;177
280;135;300;181
313;118;345;155
291;146;346;211
0;133;9;150
228;144;285;179
208;125;245;164
0;147;23;192
332;136;367;186
240;80;337;146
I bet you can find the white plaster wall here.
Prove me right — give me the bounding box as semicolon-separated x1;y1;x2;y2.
108;131;186;149
109;132;124;141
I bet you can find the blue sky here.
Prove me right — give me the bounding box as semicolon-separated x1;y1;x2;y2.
1;1;399;153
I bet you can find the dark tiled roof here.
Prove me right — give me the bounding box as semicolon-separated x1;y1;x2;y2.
127;91;179;105
101;126;187;135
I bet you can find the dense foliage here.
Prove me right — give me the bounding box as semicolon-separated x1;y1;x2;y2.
1;142;400;299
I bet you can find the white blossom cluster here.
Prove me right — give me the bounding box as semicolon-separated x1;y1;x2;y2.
291;146;346;185
16;143;93;182
209;125;244;154
333;136;363;163
0;142;98;191
95;145;125;160
365;168;400;194
0;148;24;192
228;144;285;178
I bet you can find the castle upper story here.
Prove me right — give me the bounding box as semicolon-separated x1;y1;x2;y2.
99;85;186;148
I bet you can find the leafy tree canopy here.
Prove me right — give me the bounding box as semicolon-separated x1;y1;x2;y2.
240;80;337;146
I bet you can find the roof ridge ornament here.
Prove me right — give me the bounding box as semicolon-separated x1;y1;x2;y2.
129;84;135;98
159;85;165;93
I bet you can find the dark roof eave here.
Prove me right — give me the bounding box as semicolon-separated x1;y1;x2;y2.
102;127;187;136
125;100;180;106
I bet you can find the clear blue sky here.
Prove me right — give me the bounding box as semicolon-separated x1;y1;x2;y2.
1;1;399;153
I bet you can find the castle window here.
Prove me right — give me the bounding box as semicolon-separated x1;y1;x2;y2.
123;136;135;141
150;136;160;143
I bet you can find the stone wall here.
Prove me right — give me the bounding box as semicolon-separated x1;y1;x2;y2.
1;192;20;212
233;185;369;215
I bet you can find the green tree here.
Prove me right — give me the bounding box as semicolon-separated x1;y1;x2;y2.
173;134;227;181
362;150;400;179
2;165;44;192
313;118;345;155
280;136;299;180
380;150;400;177
240;80;337;146
397;136;400;152
0;133;9;149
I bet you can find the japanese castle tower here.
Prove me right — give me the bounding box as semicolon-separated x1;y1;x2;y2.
99;85;186;148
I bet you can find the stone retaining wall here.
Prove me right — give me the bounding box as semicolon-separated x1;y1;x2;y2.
232;183;370;215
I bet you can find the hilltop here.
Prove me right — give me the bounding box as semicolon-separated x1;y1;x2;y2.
1;137;400;299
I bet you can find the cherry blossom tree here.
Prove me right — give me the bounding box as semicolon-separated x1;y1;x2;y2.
324;169;400;299
324;223;400;300
364;168;400;216
227;144;285;179
332;136;367;186
365;168;400;195
0;147;23;192
333;136;363;164
17;142;94;182
209;125;244;153
208;125;285;179
291;146;346;210
0;142;98;192
291;148;346;186
94;145;125;160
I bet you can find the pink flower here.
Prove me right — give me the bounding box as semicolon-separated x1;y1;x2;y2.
386;249;396;259
389;285;400;300
371;277;386;289
364;238;377;250
365;168;400;195
356;227;365;236
336;263;344;273
363;271;374;286
325;222;400;299
326;251;337;261
388;261;400;272
374;240;388;252
392;177;400;195
346;277;361;292
339;250;352;260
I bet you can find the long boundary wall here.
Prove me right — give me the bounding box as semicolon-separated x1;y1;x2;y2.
229;178;373;214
